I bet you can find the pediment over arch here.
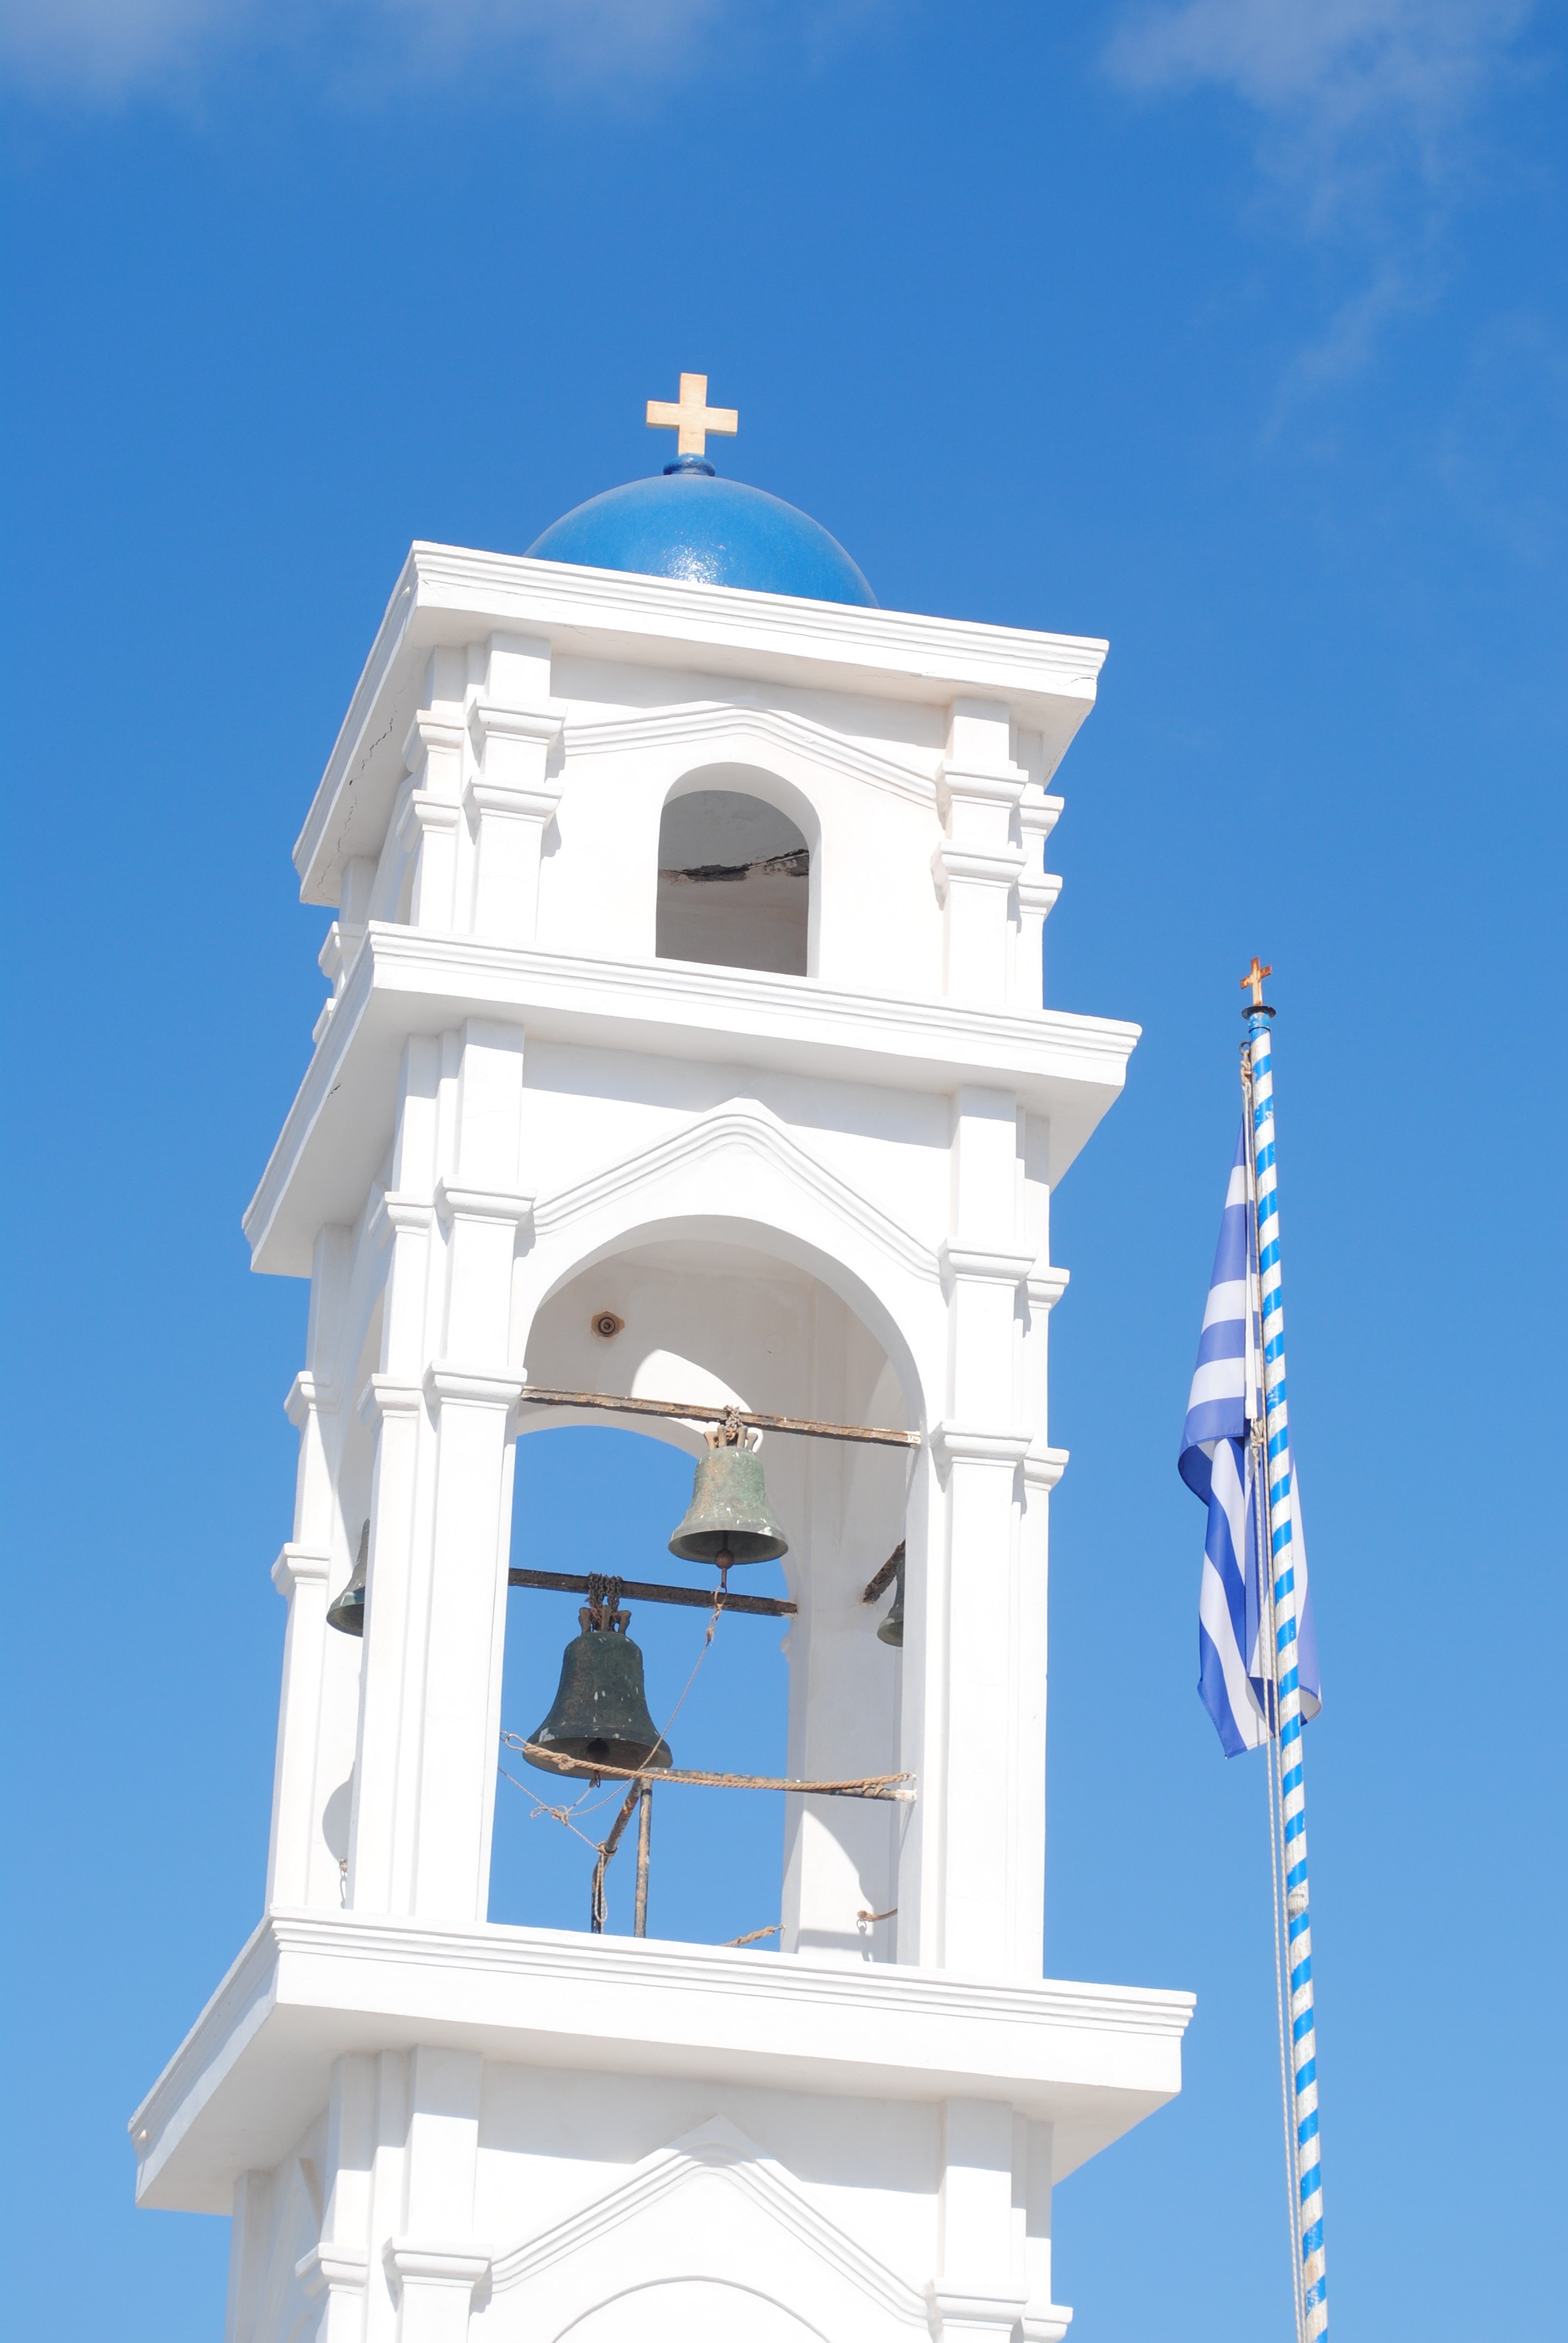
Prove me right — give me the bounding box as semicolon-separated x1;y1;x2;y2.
524;1103;943;1422
532;1103;938;1287
564;702;939;812
482;2117;932;2343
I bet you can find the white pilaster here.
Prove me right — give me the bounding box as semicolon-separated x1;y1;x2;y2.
269;1218;358;1911
929;2098;1028;2343
1018;2119;1071;2343
295;2055;376;2343
396;708;466;935
935;698;1026;1005
928;1087;1036;1976
386;2050;487;2343
464;633;564;943
1014;789;1063;1010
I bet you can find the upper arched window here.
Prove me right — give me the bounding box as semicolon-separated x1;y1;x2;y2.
656;788;810;978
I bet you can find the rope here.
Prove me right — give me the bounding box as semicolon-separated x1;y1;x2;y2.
501;1736;915;1801
724;1923;782;1946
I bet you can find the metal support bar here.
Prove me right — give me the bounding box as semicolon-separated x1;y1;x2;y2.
514;1386;919;1448
508;1567;795;1617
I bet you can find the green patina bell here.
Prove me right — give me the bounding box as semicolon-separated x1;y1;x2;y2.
327;1520;370;1637
526;1597;673;1776
876;1550;905;1649
668;1423;789;1569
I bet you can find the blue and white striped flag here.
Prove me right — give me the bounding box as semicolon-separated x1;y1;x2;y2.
1180;1121;1321;1755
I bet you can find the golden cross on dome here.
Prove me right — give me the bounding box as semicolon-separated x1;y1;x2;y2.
1241;957;1274;1007
645;372;739;459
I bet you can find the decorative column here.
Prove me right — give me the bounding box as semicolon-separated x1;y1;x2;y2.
268;1221;356;1912
396;705;467;933
934;698;1026;1006
349;1038;442;1917
313;856;376;1048
464;633;564;944
1012;1259;1069;1974
1017;2120;1071;2343
929;1086;1034;1978
386;2050;489;2343
294;2056;375;2343
929;2098;1028;2343
1013;788;1063;1010
349;1020;530;1925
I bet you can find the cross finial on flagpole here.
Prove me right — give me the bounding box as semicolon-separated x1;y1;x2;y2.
1241;957;1273;1009
645;372;739;461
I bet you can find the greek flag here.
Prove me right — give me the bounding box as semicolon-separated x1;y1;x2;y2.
1180;1122;1321;1755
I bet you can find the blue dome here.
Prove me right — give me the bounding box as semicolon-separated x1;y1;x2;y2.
526;463;877;607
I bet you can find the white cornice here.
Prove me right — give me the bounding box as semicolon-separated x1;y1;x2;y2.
245;928;1138;1277
292;544;1108;904
129;1908;1194;2213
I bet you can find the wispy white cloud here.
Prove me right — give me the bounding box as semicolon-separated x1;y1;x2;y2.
1106;0;1541;403
0;0;730;100
1106;0;1535;226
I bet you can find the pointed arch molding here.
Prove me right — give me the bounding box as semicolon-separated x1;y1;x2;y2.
487;2118;932;2338
563;701;938;811
530;1105;941;1295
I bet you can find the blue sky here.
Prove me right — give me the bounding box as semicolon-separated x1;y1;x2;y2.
3;4;1564;2339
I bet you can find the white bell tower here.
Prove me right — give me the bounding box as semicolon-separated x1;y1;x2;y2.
131;416;1192;2343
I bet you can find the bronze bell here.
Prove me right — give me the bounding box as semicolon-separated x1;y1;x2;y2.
327;1521;370;1637
876;1549;905;1649
668;1419;789;1570
526;1583;673;1777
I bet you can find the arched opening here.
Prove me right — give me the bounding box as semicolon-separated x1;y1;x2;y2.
656;787;810;977
489;1233;913;1955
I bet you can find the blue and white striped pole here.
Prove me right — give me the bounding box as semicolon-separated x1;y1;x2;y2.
1242;963;1327;2342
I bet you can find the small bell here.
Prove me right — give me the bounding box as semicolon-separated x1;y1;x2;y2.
327;1520;370;1637
876;1548;905;1648
668;1417;789;1571
526;1581;673;1777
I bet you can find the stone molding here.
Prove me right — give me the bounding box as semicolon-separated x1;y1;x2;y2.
423;1364;526;1411
129;1908;1197;2207
532;1103;935;1287
433;1178;534;1233
931;842;1029;894
1022;1445;1070;1492
385;2241;491;2293
937;1242;1034;1291
357;1374;425;1428
271;1544;331;1597
564;699;936;809
488;2117;929;2326
1021;2307;1075;2342
402;710;467;771
927;2285;1032;2338
293;2244;369;2298
370;1191;435;1246
929;1424;1032;1474
294;546;1107;906
285;1370;337;1428
244;922;1141;1273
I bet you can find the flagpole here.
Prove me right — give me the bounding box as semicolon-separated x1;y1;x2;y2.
1240;959;1327;2343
